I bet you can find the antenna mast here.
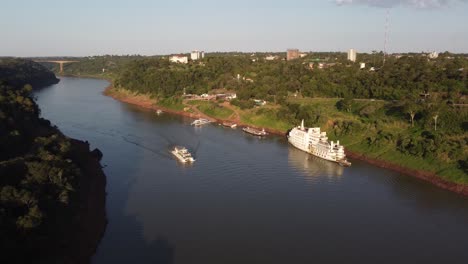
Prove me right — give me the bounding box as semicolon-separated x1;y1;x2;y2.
383;8;390;65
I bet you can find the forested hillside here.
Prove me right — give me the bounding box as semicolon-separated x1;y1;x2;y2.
0;58;59;88
114;53;467;101
0;60;106;263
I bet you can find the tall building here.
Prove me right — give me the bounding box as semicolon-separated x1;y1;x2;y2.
191;50;205;60
347;49;357;62
287;49;300;61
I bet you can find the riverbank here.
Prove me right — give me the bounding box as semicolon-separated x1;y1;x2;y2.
104;85;287;137
103;85;468;196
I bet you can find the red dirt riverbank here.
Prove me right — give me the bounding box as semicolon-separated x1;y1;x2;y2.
104;85;468;197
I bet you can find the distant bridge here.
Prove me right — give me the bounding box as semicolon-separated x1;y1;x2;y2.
34;60;79;73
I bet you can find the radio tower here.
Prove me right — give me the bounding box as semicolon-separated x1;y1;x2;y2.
383;8;390;65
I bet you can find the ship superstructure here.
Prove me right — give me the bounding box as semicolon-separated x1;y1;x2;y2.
288;120;351;166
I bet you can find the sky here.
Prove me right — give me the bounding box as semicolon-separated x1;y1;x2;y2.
1;0;467;56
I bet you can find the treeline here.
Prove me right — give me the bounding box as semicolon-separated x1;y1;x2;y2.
0;60;102;263
0;58;59;88
41;55;146;78
113;53;467;101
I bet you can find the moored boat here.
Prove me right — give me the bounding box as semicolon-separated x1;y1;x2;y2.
288;120;351;166
171;146;195;163
191;118;211;126
156;109;163;115
242;126;267;136
222;121;237;128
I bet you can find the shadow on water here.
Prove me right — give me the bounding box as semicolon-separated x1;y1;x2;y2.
34;78;176;264
91;106;178;264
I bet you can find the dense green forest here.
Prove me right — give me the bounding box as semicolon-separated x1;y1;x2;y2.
0;59;104;263
113;53;467;101
108;52;467;183
0;58;59;88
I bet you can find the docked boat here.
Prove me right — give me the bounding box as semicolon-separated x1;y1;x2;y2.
191;118;211;126
171;146;195;163
288;120;351;166
242;127;267;136
222;122;237;128
156;109;163;115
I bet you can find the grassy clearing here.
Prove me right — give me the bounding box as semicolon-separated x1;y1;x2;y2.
157;97;185;111
240;108;292;132
187;100;234;119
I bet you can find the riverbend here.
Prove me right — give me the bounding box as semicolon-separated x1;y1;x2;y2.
36;77;468;264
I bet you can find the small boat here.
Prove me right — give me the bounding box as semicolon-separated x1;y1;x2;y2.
242;127;267;136
222;122;237;128
191;118;211;126
338;159;352;167
171;146;195;163
156;109;163;115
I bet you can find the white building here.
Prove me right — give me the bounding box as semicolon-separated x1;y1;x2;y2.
360;62;366;69
191;50;205;60
169;55;188;64
428;51;439;59
347;49;357;62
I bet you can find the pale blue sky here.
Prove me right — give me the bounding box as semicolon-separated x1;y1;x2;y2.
1;0;467;56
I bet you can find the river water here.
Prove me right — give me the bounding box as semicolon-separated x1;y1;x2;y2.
35;77;468;264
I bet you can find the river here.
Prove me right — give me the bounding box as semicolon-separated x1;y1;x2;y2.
35;77;468;264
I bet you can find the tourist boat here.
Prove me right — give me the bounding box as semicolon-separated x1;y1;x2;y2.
191;118;211;126
222;121;237;128
171;146;195;163
288;120;351;166
242;127;267;136
156;109;163;115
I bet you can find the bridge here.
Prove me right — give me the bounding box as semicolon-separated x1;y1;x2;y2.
34;60;79;73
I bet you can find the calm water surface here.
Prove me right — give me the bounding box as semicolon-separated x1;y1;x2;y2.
35;77;468;264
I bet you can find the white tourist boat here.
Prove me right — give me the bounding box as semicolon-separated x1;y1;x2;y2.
288;120;351;166
156;109;163;115
171;146;195;163
191;118;211;126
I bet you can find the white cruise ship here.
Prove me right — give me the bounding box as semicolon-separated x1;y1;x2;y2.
288;120;351;166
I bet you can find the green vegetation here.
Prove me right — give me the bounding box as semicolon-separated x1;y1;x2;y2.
108;52;467;184
0;58;59;88
157;97;185;111
39;55;142;79
0;59;103;263
187;100;234;119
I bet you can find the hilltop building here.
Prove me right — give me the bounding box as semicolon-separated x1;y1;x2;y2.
191;50;205;60
428;51;439;59
287;49;300;61
265;55;279;61
169;55;188;64
347;49;357;62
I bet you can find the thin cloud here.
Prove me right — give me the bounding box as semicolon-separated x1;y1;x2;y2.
335;0;467;8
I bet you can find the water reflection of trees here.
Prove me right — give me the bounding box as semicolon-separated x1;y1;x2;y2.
288;147;343;179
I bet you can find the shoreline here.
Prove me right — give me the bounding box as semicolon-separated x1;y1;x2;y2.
103;84;468;197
